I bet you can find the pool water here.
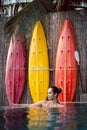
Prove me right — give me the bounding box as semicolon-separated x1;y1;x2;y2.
0;103;87;130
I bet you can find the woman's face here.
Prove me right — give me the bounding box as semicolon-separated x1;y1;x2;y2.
47;88;55;101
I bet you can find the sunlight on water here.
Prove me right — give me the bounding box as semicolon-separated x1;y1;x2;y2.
0;103;87;130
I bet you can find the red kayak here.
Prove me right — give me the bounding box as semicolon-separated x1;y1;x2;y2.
55;18;77;102
5;26;26;104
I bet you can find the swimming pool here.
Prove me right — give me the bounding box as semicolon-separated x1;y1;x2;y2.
0;103;87;130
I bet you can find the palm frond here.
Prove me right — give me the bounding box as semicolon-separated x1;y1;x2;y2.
4;0;47;45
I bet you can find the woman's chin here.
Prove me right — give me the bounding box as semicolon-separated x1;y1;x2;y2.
48;98;51;101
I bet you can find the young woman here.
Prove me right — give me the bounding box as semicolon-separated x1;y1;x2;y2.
12;86;63;108
30;86;63;108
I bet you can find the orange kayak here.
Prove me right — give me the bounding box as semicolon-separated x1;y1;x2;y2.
55;18;77;102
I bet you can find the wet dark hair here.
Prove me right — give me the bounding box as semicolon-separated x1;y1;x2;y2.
50;86;62;97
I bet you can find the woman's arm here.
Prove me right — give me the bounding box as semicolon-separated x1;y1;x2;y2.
11;100;45;107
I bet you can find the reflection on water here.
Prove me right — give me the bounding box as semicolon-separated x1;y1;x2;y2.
0;107;5;130
27;107;48;128
0;103;87;130
4;106;28;130
58;103;77;130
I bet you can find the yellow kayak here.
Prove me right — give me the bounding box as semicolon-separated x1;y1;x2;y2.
28;21;49;102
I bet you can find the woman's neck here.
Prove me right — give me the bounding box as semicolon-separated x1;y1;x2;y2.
50;98;58;104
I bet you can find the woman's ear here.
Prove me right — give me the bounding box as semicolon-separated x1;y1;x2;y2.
54;93;57;97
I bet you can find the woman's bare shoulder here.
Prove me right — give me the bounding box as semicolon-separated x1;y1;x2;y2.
58;103;64;107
